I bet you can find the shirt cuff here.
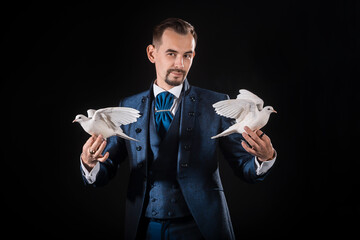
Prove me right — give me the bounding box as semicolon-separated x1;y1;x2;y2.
80;157;100;184
254;150;277;175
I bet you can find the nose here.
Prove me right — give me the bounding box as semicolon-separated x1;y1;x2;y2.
174;55;184;69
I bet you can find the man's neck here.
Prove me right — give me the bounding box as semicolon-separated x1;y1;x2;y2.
153;80;183;99
155;79;173;91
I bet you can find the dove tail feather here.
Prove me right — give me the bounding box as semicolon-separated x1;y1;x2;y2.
211;128;237;139
116;133;139;142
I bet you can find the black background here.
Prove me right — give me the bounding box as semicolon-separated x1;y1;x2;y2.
7;1;359;239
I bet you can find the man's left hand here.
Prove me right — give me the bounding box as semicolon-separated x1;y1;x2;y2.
241;126;275;162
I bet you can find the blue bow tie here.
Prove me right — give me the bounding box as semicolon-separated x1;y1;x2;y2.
155;91;174;139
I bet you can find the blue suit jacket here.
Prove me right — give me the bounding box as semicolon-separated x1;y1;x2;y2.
85;79;269;240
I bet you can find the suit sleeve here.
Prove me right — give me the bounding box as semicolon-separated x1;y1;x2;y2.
218;95;270;183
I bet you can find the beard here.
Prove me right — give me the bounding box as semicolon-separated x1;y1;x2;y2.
165;69;187;86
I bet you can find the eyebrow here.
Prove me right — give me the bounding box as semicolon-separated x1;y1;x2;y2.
165;49;194;54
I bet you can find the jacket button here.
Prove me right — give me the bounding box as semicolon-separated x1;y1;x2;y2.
137;163;143;168
190;96;196;102
188;112;195;117
152;210;157;216
135;128;142;133
186;127;193;132
180;163;189;168
141;97;146;103
184;144;191;151
136;146;142;151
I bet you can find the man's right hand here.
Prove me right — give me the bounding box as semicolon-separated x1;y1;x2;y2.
81;134;109;172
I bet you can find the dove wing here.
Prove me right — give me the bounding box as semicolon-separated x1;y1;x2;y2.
237;89;264;111
213;99;252;122
87;109;96;118
93;107;141;127
99;113;117;130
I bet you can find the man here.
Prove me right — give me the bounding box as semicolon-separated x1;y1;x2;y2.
79;18;276;240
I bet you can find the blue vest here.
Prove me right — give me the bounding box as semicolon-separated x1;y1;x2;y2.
144;98;191;219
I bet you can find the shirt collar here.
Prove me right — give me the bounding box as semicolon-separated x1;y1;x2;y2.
153;81;183;99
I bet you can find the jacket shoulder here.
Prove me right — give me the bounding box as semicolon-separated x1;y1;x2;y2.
190;86;229;102
118;89;149;107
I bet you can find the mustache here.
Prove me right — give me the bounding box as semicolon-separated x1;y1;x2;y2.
167;69;186;75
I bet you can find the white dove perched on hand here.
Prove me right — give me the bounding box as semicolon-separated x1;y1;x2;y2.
211;89;276;139
73;107;140;141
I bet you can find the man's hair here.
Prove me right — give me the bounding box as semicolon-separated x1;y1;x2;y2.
152;18;197;46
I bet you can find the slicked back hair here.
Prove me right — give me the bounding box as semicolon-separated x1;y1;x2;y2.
152;18;197;47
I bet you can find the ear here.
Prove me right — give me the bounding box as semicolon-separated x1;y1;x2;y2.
146;44;156;63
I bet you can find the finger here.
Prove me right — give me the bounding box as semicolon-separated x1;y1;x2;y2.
83;135;96;151
97;152;109;162
255;129;267;145
94;139;107;158
244;126;261;143
256;129;271;144
90;134;104;152
242;131;259;150
256;129;264;138
241;140;256;155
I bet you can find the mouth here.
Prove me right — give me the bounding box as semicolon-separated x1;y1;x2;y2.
171;71;183;76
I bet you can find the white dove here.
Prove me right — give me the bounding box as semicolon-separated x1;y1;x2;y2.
73;107;141;141
211;89;277;139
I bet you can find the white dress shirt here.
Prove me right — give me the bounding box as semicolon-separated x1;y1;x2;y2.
81;82;276;183
153;82;183;115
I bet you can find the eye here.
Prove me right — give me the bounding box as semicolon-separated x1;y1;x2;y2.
184;54;192;59
167;52;176;57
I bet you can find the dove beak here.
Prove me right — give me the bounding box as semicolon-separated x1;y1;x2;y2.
272;110;277;114
72;119;77;123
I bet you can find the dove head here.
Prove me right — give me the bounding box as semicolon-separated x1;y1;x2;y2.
72;114;89;124
263;106;277;115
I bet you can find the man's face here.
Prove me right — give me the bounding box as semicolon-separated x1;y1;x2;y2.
147;29;196;89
